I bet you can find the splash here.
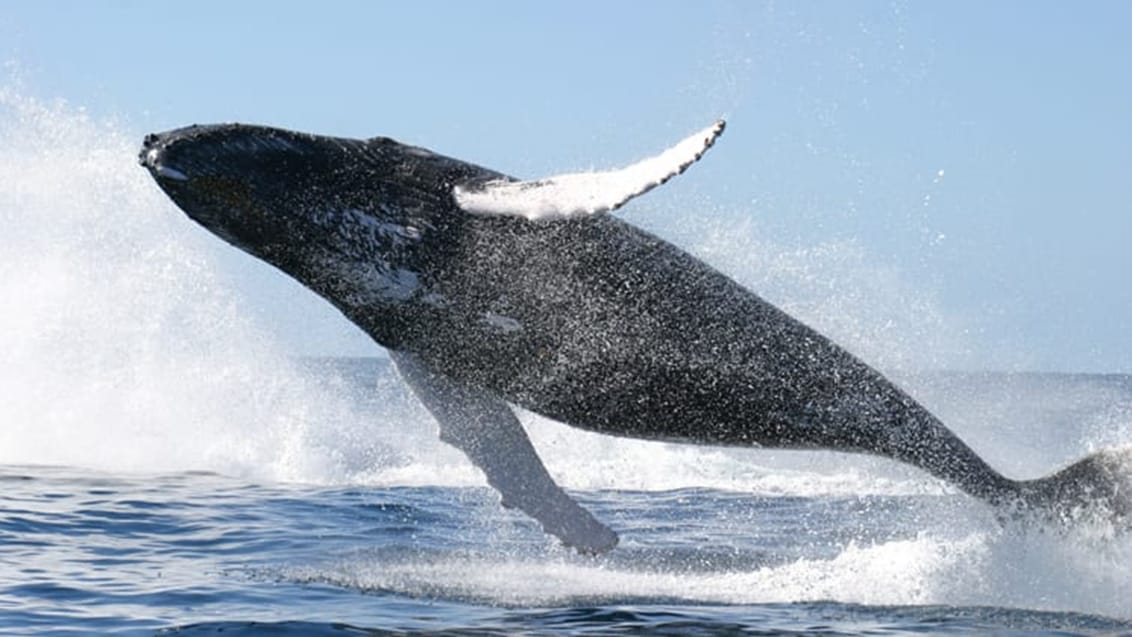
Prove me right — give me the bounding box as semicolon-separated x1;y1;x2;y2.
2;86;1125;497
0;87;953;498
683;215;973;374
4;86;1132;622
290;519;1132;618
0;89;387;482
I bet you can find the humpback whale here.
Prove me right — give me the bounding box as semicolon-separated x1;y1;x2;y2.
140;121;1131;552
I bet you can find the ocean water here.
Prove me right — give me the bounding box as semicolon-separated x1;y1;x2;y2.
3;92;1132;635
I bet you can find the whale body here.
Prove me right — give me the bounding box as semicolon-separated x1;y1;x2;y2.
139;121;1131;552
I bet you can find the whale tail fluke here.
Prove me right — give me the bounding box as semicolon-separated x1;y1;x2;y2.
1011;446;1132;530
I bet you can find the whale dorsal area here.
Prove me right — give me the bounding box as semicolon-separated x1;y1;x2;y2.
453;120;725;221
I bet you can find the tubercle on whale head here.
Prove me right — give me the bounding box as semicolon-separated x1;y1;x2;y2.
139;124;499;237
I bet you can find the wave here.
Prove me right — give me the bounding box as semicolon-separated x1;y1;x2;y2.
281;491;1132;618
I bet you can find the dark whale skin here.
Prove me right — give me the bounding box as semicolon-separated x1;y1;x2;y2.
139;123;1132;528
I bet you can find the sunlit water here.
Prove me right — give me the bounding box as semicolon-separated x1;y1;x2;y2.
2;91;1131;635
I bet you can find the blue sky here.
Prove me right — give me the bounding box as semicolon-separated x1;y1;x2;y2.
3;1;1130;372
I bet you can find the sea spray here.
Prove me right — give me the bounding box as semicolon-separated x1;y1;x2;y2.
3;87;1132;623
0;90;382;481
0;88;959;496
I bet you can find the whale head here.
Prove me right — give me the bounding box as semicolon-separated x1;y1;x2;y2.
139;124;500;332
142;125;348;257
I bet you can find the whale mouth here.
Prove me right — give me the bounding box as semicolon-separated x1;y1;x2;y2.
137;126;256;246
139;123;331;186
151;159;189;182
138;133;190;182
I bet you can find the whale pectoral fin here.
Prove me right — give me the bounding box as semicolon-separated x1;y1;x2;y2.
453;119;725;221
390;351;619;553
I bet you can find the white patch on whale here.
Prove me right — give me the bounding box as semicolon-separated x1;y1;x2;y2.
155;165;189;182
454;120;725;221
480;311;522;334
314;249;421;306
308;208;427;305
145;147;189;181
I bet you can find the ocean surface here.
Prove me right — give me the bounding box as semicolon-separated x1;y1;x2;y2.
4;363;1132;636
3;92;1132;635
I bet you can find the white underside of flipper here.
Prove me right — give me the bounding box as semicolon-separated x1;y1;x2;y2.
454;120;725;221
390;351;619;553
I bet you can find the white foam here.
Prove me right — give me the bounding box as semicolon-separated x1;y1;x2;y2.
0;91;378;483
295;523;1132;618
